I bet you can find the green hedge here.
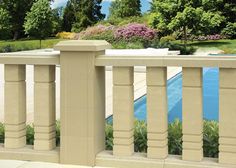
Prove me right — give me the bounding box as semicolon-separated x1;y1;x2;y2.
106;120;219;158
0;120;218;158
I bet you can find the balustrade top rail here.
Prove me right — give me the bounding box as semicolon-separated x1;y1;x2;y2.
0;50;60;65
95;55;236;68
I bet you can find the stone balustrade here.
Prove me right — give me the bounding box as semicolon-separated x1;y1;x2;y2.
0;40;235;168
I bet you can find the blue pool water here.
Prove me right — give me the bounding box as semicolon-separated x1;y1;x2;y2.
134;68;219;122
107;68;219;123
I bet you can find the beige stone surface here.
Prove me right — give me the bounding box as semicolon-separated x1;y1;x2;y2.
55;41;110;166
96;151;236;168
113;67;134;157
34;65;56;151
219;68;236;165
4;65;26;149
182;68;203;162
146;67;168;159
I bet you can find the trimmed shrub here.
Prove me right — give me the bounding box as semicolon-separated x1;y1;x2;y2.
115;23;157;41
160;35;176;43
105;120;219;158
79;25;116;40
0;120;219;158
148;41;197;55
221;22;236;39
56;32;77;39
203;120;219;158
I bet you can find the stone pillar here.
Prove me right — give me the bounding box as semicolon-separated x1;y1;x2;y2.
146;67;168;159
4;65;26;148
182;68;203;161
219;68;236;164
34;65;56;150
54;40;111;166
113;67;134;156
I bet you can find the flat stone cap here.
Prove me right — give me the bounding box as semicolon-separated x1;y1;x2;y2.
54;40;111;52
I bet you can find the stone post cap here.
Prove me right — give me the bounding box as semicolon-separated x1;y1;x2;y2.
54;40;111;52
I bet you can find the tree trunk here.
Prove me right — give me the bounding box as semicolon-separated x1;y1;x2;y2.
39;39;42;49
183;26;187;46
13;31;19;40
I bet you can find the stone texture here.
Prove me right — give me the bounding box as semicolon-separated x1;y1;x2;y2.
113;67;134;157
4;65;26;149
182;68;203;161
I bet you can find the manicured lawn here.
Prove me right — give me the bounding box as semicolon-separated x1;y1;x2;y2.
0;38;63;53
186;39;236;54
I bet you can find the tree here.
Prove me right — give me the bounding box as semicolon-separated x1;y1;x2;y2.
52;7;63;35
24;0;53;48
0;8;11;39
149;0;225;44
62;1;76;32
71;0;105;32
109;0;141;19
0;0;35;40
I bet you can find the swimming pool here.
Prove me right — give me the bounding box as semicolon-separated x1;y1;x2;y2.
135;68;219;122
108;68;219;123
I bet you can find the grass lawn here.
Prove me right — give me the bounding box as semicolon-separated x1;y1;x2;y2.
0;38;63;53
186;39;236;54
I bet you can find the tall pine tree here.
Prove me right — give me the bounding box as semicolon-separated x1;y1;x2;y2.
62;1;76;32
62;0;105;32
109;0;141;19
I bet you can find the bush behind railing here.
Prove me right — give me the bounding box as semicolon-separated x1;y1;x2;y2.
0;120;218;158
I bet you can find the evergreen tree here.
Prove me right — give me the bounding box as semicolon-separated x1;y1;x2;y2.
62;1;76;32
109;0;142;19
62;0;105;32
24;0;53;48
0;0;35;40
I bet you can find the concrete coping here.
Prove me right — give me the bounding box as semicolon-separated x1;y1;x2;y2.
54;40;112;52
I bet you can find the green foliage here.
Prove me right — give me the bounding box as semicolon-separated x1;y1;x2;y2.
52;8;63;35
70;0;105;32
0;0;35;40
203;121;219;158
134;120;147;152
0;8;11;31
105;120;219;158
109;0;141;20
160;35;176;43
221;22;236;39
0;39;62;53
0;8;11;40
24;0;53;44
0;123;4;143
56;121;60;146
26;124;34;145
0;120;221;158
62;1;76;32
105;124;113;150
148;41;197;55
149;0;225;41
168;119;182;155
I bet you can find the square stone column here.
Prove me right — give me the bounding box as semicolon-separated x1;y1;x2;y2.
34;65;56;150
113;67;134;156
146;67;168;159
54;40;111;166
219;68;236;164
182;68;203;161
4;65;26;148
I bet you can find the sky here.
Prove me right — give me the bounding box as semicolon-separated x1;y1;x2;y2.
51;0;151;17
